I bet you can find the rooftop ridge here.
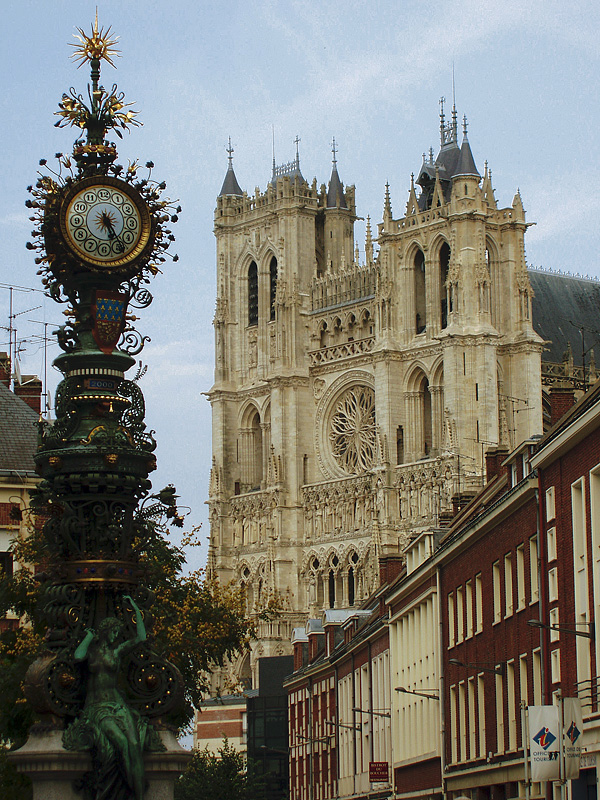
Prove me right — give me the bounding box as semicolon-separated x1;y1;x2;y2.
528;266;600;282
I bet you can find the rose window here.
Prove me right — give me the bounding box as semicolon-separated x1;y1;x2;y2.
329;385;376;473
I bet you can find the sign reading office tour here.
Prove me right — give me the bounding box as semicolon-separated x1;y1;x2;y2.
529;701;583;782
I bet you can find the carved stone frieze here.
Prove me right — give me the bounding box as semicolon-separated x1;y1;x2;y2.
302;472;377;572
393;454;457;526
229;488;280;519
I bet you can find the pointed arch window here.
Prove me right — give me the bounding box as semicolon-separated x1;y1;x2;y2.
319;321;329;348
440;242;451;329
396;425;404;465
408;371;433;460
241;407;263;490
414;249;426;334
269;256;277;321
348;567;355;606
248;261;258;326
485;241;497;326
250;410;263;489
328;570;336;609
423;377;432;456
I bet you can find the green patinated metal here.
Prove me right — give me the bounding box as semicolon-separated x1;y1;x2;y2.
23;17;183;800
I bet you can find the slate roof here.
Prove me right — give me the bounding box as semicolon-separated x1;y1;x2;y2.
454;135;479;177
529;269;600;365
326;164;347;209
434;140;461;180
0;381;38;474
218;163;243;197
534;375;600;454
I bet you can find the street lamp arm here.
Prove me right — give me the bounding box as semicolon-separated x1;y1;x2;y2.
296;733;332;745
352;707;391;718
395;686;440;701
527;619;595;639
324;720;362;731
448;658;505;675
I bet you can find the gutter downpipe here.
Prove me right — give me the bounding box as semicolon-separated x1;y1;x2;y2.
308;676;314;800
534;486;547;703
352;650;357;798
334;661;339;798
437;565;448;800
535;482;551;800
368;639;374;766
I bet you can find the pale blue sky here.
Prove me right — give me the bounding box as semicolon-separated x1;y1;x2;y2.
1;1;599;569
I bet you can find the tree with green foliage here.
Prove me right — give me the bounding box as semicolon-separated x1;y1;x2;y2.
0;492;271;797
175;739;266;800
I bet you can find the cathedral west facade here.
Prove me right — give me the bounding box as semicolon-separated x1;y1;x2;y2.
207;106;545;687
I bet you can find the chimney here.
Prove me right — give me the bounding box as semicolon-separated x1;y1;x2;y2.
379;555;404;587
549;386;576;427
291;628;309;672
485;447;510;483
0;352;10;387
14;375;43;414
452;492;476;517
306;619;325;663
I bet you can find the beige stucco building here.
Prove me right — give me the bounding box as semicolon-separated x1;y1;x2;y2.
207;106;546;688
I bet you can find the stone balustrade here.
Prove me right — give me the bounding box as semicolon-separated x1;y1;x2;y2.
309;336;375;365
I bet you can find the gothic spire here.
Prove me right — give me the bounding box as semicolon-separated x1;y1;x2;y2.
454;116;480;177
383;181;392;221
326;137;347;208
219;137;243;197
365;216;374;264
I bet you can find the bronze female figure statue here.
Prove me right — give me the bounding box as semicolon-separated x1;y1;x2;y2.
64;596;161;800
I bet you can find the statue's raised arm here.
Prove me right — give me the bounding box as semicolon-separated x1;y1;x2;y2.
74;628;95;662
122;594;147;649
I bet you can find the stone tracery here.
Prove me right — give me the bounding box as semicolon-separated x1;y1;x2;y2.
329;385;376;474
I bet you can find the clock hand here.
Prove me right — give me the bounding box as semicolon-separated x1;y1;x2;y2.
100;212;126;253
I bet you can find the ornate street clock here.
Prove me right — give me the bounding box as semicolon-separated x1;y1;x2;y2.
29;17;180;290
20;16;187;799
60;176;153;269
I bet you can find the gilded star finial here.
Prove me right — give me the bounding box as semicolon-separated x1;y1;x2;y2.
70;10;120;69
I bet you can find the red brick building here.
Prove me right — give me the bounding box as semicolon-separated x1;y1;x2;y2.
428;382;600;800
286;607;391;800
531;382;600;800
0;357;41;632
193;695;247;752
437;442;542;800
287;382;600;800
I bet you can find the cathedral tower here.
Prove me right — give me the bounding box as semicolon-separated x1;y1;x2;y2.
208;113;544;687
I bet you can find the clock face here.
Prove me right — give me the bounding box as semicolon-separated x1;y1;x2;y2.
60;177;152;270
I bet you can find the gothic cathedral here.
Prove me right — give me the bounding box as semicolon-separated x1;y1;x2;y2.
207;106;544;687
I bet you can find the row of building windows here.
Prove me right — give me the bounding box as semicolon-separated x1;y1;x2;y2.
448;574;483;646
449;649;543;764
492;537;538;625
448;536;539;645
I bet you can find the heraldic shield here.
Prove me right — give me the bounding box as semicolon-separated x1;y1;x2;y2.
91;290;127;354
